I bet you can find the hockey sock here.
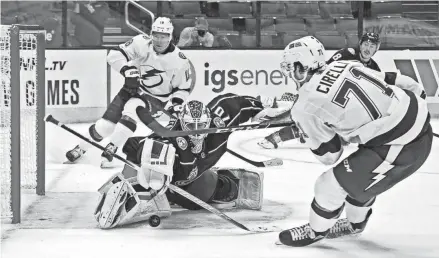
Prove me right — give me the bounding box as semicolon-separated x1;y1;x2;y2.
345;196;375;224
107;115;137;148
310;198;344;233
78;118;116;151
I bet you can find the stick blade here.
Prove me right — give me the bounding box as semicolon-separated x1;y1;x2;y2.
262;158;283;167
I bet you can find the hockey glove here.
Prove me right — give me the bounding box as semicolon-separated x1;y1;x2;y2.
120;65;140;95
164;97;184;118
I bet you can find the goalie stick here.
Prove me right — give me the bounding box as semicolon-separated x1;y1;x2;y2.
227;149;283;167
45;114;275;233
136;106;294;138
147;101;283;168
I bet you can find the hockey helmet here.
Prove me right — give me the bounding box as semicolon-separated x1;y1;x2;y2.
179;100;211;154
281;36;326;86
151;17;174;53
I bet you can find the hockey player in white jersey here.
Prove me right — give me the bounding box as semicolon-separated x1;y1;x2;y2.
275;36;432;247
66;17;194;167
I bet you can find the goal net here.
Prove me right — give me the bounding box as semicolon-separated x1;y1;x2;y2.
0;25;46;223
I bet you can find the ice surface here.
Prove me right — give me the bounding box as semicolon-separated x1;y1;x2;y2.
1;120;439;258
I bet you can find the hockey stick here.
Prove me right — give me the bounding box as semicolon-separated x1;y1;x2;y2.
146;102;284;168
45;114;274;233
136;106;294;138
227;149;283;167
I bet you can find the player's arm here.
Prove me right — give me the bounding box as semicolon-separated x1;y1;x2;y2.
367;68;426;99
107;34;149;72
384;71;426;98
169;56;192;105
107;35;150;93
207;93;264;126
293;109;343;165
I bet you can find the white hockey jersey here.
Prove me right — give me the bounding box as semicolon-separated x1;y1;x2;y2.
291;61;429;165
107;34;194;102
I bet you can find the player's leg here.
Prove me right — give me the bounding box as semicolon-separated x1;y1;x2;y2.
65;89;131;162
278;125;433;247
100;94;165;168
167;169;219;210
167;168;264;210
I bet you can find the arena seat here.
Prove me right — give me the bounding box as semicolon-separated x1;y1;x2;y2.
207;18;234;31
219;2;253;18
241;34;257;47
319;1;354;19
371;1;403;18
245;18;275;33
274;18;306;33
171;18;195;38
314;32;347;49
139;1;158;15
170;1;202;17
305;18;337;33
260;2;287;18
345;31;359;47
335;18;358;33
285;2;320;19
241;34;273;47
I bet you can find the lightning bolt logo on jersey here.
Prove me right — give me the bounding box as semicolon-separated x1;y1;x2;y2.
140;65;165;89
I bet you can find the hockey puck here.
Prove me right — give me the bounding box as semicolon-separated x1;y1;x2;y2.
149;215;161;227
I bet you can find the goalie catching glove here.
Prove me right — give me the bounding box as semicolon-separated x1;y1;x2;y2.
138;138;176;195
120;65;141;95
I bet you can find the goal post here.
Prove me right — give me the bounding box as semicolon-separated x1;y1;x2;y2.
1;24;46;224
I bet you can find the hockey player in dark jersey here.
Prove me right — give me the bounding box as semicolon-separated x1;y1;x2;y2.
92;93;288;228
258;32;382;149
327;32;381;71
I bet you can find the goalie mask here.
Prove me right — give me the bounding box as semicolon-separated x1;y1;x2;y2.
281;36;326;92
179;100;211;154
151;17;174;53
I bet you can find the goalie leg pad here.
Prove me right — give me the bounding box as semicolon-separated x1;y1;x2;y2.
120;193;172;226
95;173;171;229
94;179;132;229
214;168;264;210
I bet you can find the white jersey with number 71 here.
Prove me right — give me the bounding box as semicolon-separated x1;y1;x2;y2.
291;60;429;165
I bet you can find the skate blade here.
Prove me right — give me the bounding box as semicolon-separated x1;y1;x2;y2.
275;240;283;245
63;160;77;164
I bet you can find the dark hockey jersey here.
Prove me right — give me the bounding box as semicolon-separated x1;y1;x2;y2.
327;48;381;72
124;93;264;187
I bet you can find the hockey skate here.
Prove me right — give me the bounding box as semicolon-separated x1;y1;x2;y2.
65;145;86;163
100;143;118;168
258;131;282;149
277;223;328;247
326;209;372;239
